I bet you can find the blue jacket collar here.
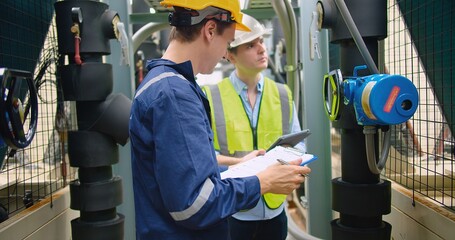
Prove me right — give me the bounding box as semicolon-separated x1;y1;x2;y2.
146;59;196;82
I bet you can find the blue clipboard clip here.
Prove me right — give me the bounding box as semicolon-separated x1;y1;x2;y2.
300;155;318;166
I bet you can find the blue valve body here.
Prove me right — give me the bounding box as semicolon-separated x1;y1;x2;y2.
344;74;419;125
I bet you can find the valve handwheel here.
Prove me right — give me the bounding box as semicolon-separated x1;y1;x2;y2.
0;68;38;149
323;69;343;121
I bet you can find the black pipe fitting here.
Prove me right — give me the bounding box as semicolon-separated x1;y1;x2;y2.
54;1;128;239
55;1;119;55
69;176;123;211
75;93;131;146
318;0;387;43
68;131;119;167
59;63;113;101
71;214;125;240
332;177;391;216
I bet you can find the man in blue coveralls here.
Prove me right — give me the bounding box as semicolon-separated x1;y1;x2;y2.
129;0;312;239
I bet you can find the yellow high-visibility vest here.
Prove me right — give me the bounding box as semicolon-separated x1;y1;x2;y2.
203;77;293;209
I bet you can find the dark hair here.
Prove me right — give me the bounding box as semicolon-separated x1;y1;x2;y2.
169;19;233;43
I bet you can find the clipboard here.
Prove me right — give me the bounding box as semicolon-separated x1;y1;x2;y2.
220;145;317;179
267;129;311;151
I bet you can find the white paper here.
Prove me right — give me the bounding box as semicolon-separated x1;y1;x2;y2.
220;146;316;179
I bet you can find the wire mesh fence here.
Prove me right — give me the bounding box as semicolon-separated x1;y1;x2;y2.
383;0;454;210
0;0;75;222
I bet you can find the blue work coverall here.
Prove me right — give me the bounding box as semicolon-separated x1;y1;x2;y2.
129;59;261;239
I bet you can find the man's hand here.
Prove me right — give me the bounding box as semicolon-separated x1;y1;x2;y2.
221;149;266;167
240;149;266;163
256;158;311;195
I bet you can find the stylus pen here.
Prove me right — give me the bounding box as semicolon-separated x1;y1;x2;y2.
276;159;309;178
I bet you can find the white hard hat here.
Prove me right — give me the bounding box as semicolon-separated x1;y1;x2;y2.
229;14;272;48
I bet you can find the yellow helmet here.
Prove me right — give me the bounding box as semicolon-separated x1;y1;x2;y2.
160;0;250;32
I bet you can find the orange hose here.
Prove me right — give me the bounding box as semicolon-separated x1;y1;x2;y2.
74;36;82;65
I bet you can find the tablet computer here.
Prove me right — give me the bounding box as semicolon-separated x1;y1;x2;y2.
267;129;311;151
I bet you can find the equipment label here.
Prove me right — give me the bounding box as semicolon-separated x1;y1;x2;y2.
384;86;400;113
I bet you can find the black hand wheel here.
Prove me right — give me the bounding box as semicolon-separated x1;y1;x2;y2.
0;68;38;149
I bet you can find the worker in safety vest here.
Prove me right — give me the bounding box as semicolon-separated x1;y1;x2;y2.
130;1;311;239
203;14;306;240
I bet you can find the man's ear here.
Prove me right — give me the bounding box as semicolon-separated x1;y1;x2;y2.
203;20;217;41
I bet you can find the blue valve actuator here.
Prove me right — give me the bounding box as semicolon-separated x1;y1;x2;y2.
343;66;419;125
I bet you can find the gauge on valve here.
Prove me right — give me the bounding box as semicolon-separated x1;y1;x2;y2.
0;68;38;149
323;69;343;121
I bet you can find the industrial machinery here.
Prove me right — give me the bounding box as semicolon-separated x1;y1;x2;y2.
318;0;419;239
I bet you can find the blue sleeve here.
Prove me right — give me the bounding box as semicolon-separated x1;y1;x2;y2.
152;78;260;229
218;165;228;172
